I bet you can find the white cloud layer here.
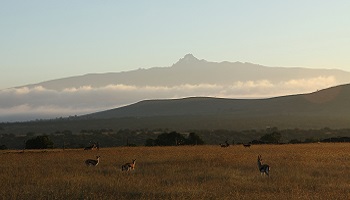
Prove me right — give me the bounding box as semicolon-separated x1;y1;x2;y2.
0;76;337;122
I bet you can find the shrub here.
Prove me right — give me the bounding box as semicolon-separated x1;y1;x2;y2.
260;131;282;144
289;139;302;144
0;144;7;150
186;132;204;145
154;131;187;146
25;135;54;149
146;132;205;146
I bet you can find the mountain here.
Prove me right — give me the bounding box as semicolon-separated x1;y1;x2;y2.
25;54;350;90
80;83;350;130
2;54;350;123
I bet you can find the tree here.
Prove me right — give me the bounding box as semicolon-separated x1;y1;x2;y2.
186;132;204;145
146;131;205;146
26;132;35;137
145;138;155;146
289;139;302;144
304;137;318;143
260;131;282;144
25;135;54;149
154;131;187;146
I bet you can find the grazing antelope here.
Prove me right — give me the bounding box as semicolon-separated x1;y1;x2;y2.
121;159;136;171
257;155;270;176
84;143;97;150
220;140;230;148
84;144;96;150
85;156;100;166
243;144;251;148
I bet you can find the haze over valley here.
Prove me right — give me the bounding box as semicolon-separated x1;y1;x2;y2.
1;54;350;122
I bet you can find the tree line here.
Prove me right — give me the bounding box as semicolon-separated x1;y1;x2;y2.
0;127;350;150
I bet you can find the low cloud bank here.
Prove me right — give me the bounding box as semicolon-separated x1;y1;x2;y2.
0;76;337;122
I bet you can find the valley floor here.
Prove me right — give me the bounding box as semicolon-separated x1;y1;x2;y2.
0;143;349;199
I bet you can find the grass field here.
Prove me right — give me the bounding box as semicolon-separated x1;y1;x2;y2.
0;143;349;199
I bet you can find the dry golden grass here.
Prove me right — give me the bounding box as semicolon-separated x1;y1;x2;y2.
0;143;349;199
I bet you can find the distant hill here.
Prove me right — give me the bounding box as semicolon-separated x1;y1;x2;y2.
2;84;350;135
85;83;350;118
79;83;350;130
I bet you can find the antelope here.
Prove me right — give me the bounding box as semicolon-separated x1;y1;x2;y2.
85;156;100;166
121;159;136;171
84;144;97;150
257;155;270;176
220;140;230;148
243;144;251;148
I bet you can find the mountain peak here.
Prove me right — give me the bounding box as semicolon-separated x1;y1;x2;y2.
173;54;205;67
183;54;198;61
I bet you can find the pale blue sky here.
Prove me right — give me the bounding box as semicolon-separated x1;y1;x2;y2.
1;0;350;90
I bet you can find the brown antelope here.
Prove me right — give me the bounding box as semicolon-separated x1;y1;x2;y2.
84;143;97;150
243;144;251;148
85;156;100;166
257;155;270;176
121;159;136;171
220;140;229;148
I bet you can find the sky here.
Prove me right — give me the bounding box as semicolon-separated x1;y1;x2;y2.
1;1;350;122
1;0;350;90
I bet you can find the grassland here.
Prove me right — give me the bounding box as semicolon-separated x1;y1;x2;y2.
0;143;349;199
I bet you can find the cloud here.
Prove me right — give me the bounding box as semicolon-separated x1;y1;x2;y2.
0;76;338;121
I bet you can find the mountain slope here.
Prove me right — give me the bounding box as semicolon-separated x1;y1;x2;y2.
84;84;350;125
2;84;350;135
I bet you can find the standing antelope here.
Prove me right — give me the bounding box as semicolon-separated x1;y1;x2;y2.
121;159;136;171
84;143;97;150
85;156;100;166
220;140;230;148
257;155;270;176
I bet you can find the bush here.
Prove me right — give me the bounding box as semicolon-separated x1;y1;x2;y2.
154;131;187;146
289;139;302;144
304;137;318;143
146;131;205;146
145;138;155;146
25;135;54;149
260;132;282;144
186;132;204;145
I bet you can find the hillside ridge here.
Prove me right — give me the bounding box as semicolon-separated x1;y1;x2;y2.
84;83;350;120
